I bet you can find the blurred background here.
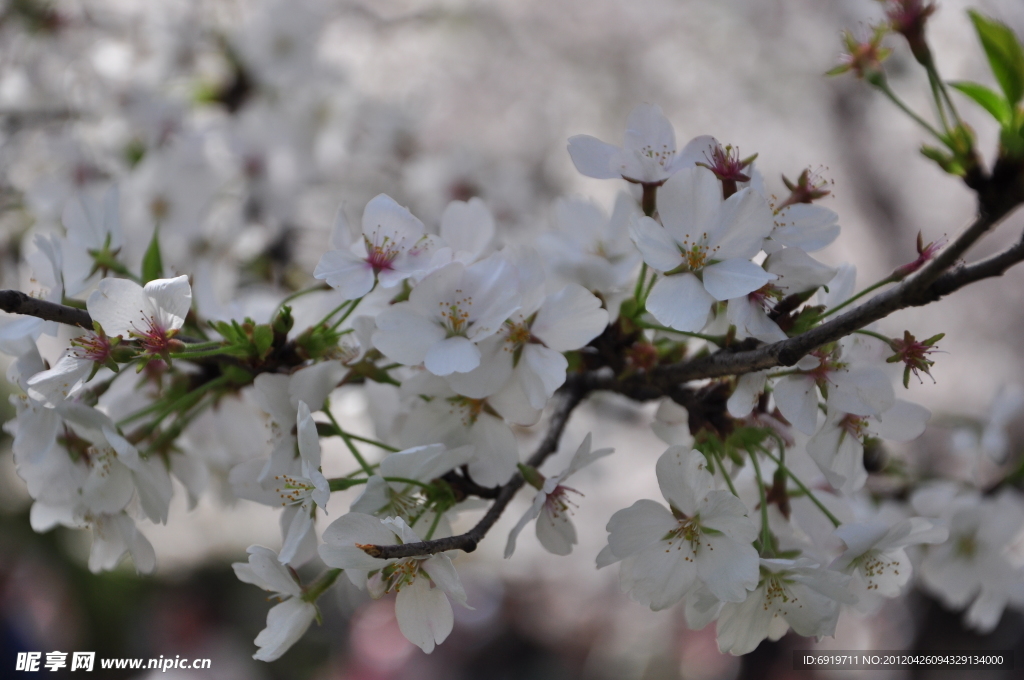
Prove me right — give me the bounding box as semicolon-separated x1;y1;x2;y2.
2;0;1024;678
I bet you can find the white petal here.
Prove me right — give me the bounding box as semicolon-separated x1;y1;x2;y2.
630;215;686;273
536;506;577;555
424;336;481;376
520;345;567;410
253;598;316;662
764;247;837;294
606;499;676;559
319;513;399;571
296;401;322;471
422;554;469;607
773;375;819;435
697;532;760;602
505;491;546;558
395;577;454;654
143;275;192;331
234;545;302;597
373;305;446;366
440;198;494;257
278;506;314;565
646;274;714;333
727;370;768;418
656;446;714;516
567;135;621;179
708;187;774;260
532;284;608;351
702;259;773;301
86;278;152;338
314;248;375;299
444;335;512;398
869;399;930;441
658;168;721;245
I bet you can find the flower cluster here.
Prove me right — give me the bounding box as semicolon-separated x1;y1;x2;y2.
2;1;1024;666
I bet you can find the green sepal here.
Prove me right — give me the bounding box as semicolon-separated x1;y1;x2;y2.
920;145;966;176
517;463;546;490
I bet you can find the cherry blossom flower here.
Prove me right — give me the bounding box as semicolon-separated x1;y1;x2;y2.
630;167;775;332
598;447;759;608
916;490;1024;632
233;545;317;662
568;104;713;184
372;255;521;376
314;194;441;300
446;247;608;419
806;399;930;493
350;443;475;535
539;194;642;295
505;434;613;557
713;558;854;655
319;514;469;653
87;275;192;356
231;401;329;564
831;516;947;607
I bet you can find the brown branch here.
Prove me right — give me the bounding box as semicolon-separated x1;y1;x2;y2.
360;377;588;560
627;207;1022;391
0;290;93;329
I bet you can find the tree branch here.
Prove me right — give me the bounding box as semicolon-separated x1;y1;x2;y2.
630;207;1023;390
360;377;588;559
0;290;93;329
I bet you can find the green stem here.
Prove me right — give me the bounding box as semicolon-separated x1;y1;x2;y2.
167;347;232;360
759;447;841;528
712;450;739;497
816;275;896;321
328;477;368;491
325;407;375;475
424;506;445;540
117;375;229;429
874;80;947;142
853;329;894;346
334;430;399;453
330;296;362;331
275;283;330;316
633;263;649;305
641;273;658;307
748;448;775;557
634;320;724;344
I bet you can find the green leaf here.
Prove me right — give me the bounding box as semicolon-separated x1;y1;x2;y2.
968;10;1024;106
252;325;274;360
949;81;1012;125
141;227;163;283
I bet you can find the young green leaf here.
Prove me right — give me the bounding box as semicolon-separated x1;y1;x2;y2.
141;227;164;283
968;10;1024;106
949;81;1012;125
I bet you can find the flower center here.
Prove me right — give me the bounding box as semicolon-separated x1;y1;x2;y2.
273;474;315;507
438;291;473;336
364;233;401;272
447;395;487;427
129;315;177;355
854;550;901;590
639;143;675;168
71;332;112;363
839;413;867;438
954;533;978;558
543;485;582;518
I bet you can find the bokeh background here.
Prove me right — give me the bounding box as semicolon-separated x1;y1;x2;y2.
2;0;1024;678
